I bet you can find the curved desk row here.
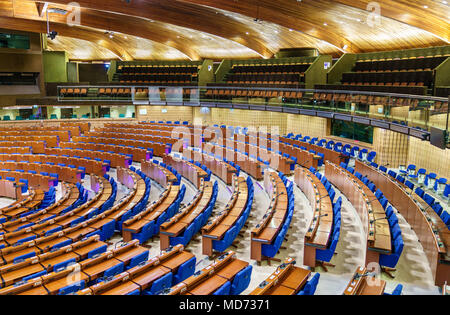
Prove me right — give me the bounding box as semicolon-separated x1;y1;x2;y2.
0;141;46;154
75;134;170;157
250;258;311;295
77;244;194;295
0;235;107;288
166;250;249;295
122;160;182;243
163;154;207;189
325;161;392;265
60;141;152;164
0;185;42;214
0;182;75;234
0;176;112;264
0;130;71;142
355;160;449;286
185;148;237;185
343;266;386;295
201;142;263;180
86;129;177;148
0;160;82;184
0;177;111;251
45;147;127;171
251;172;288;264
60;122;90;133
0;135;59;149
0;147;32;155
160;179;213;250
202;176;249;256
0;239;147;295
294;166;334;268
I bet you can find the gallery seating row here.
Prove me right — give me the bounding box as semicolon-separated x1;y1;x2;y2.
314;83;427;96
230;63;311;75
205;86;304;100
224;73;304;85
313;91;422;107
341;71;434;87
353;56;447;73
117;65;199;75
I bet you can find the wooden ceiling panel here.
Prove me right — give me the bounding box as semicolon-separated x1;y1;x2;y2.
47;36;118;61
0;0;448;61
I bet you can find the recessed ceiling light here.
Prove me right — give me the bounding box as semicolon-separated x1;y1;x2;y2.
323;23;328;26
245;32;249;35
289;29;293;32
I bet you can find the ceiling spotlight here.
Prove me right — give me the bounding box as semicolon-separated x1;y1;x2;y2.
105;31;114;39
45;7;67;40
47;31;58;40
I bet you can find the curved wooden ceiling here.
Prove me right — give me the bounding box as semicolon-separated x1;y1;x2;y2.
0;0;448;60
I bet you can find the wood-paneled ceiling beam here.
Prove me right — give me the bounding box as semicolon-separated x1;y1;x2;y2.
0;16;134;60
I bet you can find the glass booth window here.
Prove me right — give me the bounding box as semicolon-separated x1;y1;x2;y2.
331;120;374;144
0;33;30;50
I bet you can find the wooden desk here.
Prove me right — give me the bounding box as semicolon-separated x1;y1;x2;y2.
250;172;288;264
250;258;310;295
355;160;450;286
202;176;249;256
160;180;212;250
343;266;386;295
165;251;248;296
325;161;391;266
294;166;333;268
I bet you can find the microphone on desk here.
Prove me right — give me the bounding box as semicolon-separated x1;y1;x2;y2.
370;216;388;224
313;213;328;221
354;272;376;280
434;226;448;234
